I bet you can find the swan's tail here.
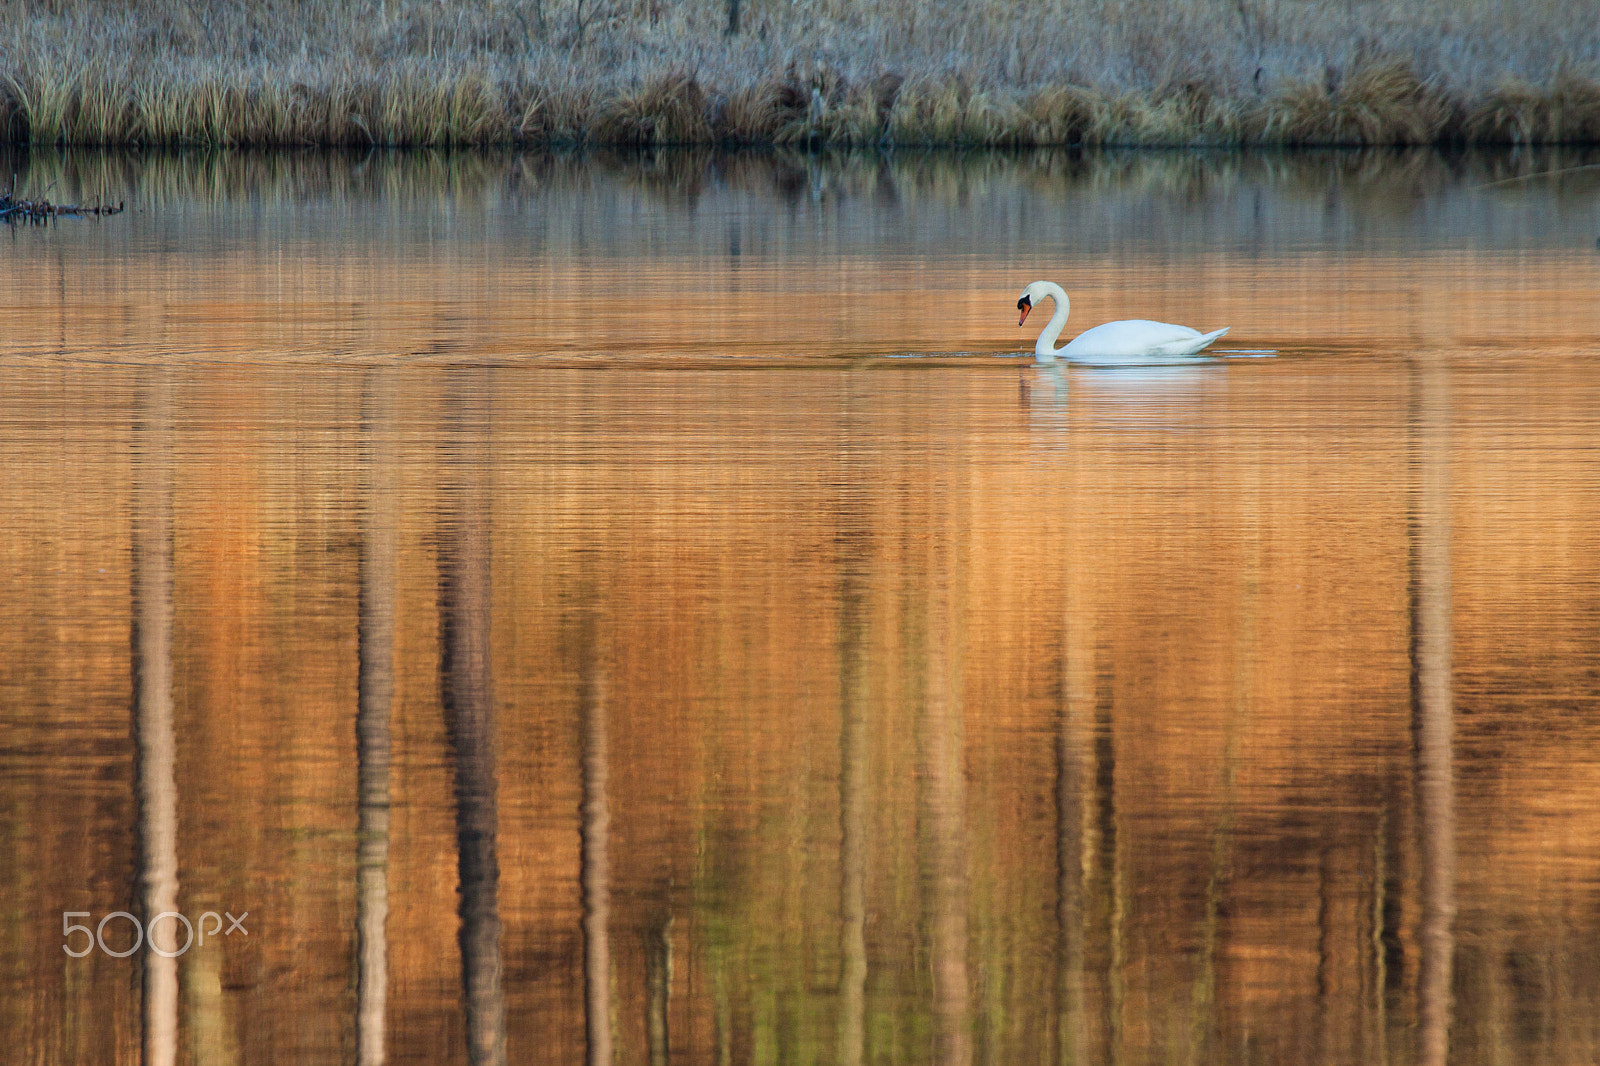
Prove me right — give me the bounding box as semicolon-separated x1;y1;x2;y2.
1194;327;1230;351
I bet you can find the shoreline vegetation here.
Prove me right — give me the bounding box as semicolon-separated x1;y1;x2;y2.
2;0;1599;148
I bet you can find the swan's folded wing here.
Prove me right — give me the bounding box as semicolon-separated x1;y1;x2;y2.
1149;326;1229;358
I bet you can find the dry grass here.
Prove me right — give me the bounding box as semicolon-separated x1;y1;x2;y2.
1;0;1597;147
1468;70;1600;144
594;72;712;145
1258;60;1455;144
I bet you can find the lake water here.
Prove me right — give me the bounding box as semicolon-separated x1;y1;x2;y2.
2;146;1599;1065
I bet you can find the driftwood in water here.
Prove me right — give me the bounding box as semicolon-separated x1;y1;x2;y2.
1;186;125;224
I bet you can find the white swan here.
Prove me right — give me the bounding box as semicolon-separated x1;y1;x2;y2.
1017;281;1228;364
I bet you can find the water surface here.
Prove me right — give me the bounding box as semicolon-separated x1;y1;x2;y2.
2;147;1599;1066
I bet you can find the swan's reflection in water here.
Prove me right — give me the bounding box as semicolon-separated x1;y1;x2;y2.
1020;364;1071;433
1021;361;1234;437
1065;364;1228;407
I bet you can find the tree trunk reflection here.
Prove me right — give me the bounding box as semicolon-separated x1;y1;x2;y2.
358;369;398;1066
1410;357;1456;1066
440;372;506;1066
835;387;871;1066
920;533;970;1066
1056;612;1087;1066
133;369;179;1066
581;604;613;1066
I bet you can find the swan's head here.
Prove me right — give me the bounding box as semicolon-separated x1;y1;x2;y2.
1017;281;1052;326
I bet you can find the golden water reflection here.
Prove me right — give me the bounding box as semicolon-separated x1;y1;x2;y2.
2;148;1599;1065
3;146;1598;362
2;357;1598;1064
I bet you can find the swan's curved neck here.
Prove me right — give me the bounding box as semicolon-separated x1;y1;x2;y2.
1032;283;1070;359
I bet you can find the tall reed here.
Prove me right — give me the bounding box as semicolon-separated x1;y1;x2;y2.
2;0;1597;146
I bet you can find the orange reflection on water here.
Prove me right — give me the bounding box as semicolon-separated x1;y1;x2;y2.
1;353;1597;1063
2;148;1599;1065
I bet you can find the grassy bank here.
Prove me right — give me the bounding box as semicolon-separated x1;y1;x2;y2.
2;0;1599;147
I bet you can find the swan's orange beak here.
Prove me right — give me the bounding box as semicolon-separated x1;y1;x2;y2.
1018;303;1031;327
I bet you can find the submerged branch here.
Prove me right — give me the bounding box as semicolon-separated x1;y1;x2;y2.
1;190;124;223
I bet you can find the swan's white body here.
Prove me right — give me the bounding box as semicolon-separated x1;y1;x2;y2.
1018;281;1228;365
